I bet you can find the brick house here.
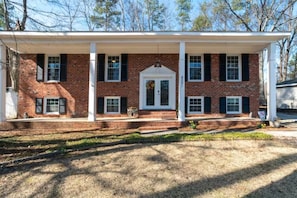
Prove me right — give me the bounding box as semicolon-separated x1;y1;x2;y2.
0;32;290;123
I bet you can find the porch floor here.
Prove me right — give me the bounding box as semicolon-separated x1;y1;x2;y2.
0;116;261;132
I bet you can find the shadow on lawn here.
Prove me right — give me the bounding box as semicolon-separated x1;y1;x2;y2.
139;152;297;198
0;139;297;197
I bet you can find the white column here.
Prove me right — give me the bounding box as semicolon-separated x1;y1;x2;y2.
267;43;277;121
0;45;6;122
88;42;97;121
178;41;185;121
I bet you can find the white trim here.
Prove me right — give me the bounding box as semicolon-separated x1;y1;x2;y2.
88;42;97;121
267;43;277;121
0;31;290;40
104;96;121;114
139;66;176;110
188;54;204;82
188;96;204;114
178;41;186;121
0;45;6;122
226;96;242;114
105;55;121;82
226;54;242;82
276;83;297;88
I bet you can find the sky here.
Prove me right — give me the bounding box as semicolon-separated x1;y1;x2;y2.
11;0;201;31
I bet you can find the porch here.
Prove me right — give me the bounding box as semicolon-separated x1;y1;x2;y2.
0;115;260;132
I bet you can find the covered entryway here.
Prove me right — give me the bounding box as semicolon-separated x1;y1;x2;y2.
139;65;176;110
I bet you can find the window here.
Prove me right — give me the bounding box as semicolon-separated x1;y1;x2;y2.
35;98;43;114
45;98;59;113
188;96;204;114
47;56;60;81
226;96;242;114
105;97;120;114
189;55;203;81
106;55;121;81
226;55;241;81
36;54;67;82
44;98;67;114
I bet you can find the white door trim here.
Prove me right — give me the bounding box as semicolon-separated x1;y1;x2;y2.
139;65;176;110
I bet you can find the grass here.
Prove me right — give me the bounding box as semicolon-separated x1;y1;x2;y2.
0;131;274;162
123;132;273;143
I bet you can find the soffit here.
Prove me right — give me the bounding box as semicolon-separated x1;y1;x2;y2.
0;31;290;54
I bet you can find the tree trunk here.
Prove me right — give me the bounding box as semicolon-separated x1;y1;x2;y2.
7;49;20;91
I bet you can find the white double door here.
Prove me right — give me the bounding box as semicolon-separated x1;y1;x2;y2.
144;78;170;109
139;65;176;110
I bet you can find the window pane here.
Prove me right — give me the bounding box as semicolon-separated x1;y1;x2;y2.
48;56;60;81
227;98;240;112
146;80;155;106
189;56;202;80
160;80;169;106
46;99;59;113
227;56;239;80
189;98;202;113
107;56;120;81
106;98;119;113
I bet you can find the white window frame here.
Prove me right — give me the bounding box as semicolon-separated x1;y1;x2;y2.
104;96;121;114
188;54;204;82
188;96;204;114
105;55;121;82
45;55;61;82
44;97;60;115
226;96;242;114
226;55;241;82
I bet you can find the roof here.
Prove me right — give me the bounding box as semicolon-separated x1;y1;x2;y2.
0;31;291;54
277;78;297;88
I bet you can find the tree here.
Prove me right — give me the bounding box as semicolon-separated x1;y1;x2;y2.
91;0;121;31
80;0;97;31
175;0;192;31
2;0;28;91
288;52;297;79
191;2;212;31
47;0;82;31
143;0;166;31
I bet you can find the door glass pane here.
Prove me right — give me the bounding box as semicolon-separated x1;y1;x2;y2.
160;80;169;106
146;80;155;106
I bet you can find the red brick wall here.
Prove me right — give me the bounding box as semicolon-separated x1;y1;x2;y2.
186;54;259;117
19;54;89;118
18;53;259;118
97;54;179;108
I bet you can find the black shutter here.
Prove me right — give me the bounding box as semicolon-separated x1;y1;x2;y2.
97;97;104;114
242;97;250;113
185;54;188;82
242;54;249;81
219;97;226;113
60;54;67;82
35;98;43;114
98;54;105;81
121;54;128;81
204;97;211;113
120;97;127;113
204;54;211;81
219;54;226;81
59;98;67;114
185;97;188;114
36;54;44;82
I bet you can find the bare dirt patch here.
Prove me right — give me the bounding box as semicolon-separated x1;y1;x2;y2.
1;138;297;198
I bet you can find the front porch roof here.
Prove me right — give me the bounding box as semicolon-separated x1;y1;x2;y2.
0;31;291;54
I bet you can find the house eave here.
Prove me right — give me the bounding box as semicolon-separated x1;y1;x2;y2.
0;31;291;54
